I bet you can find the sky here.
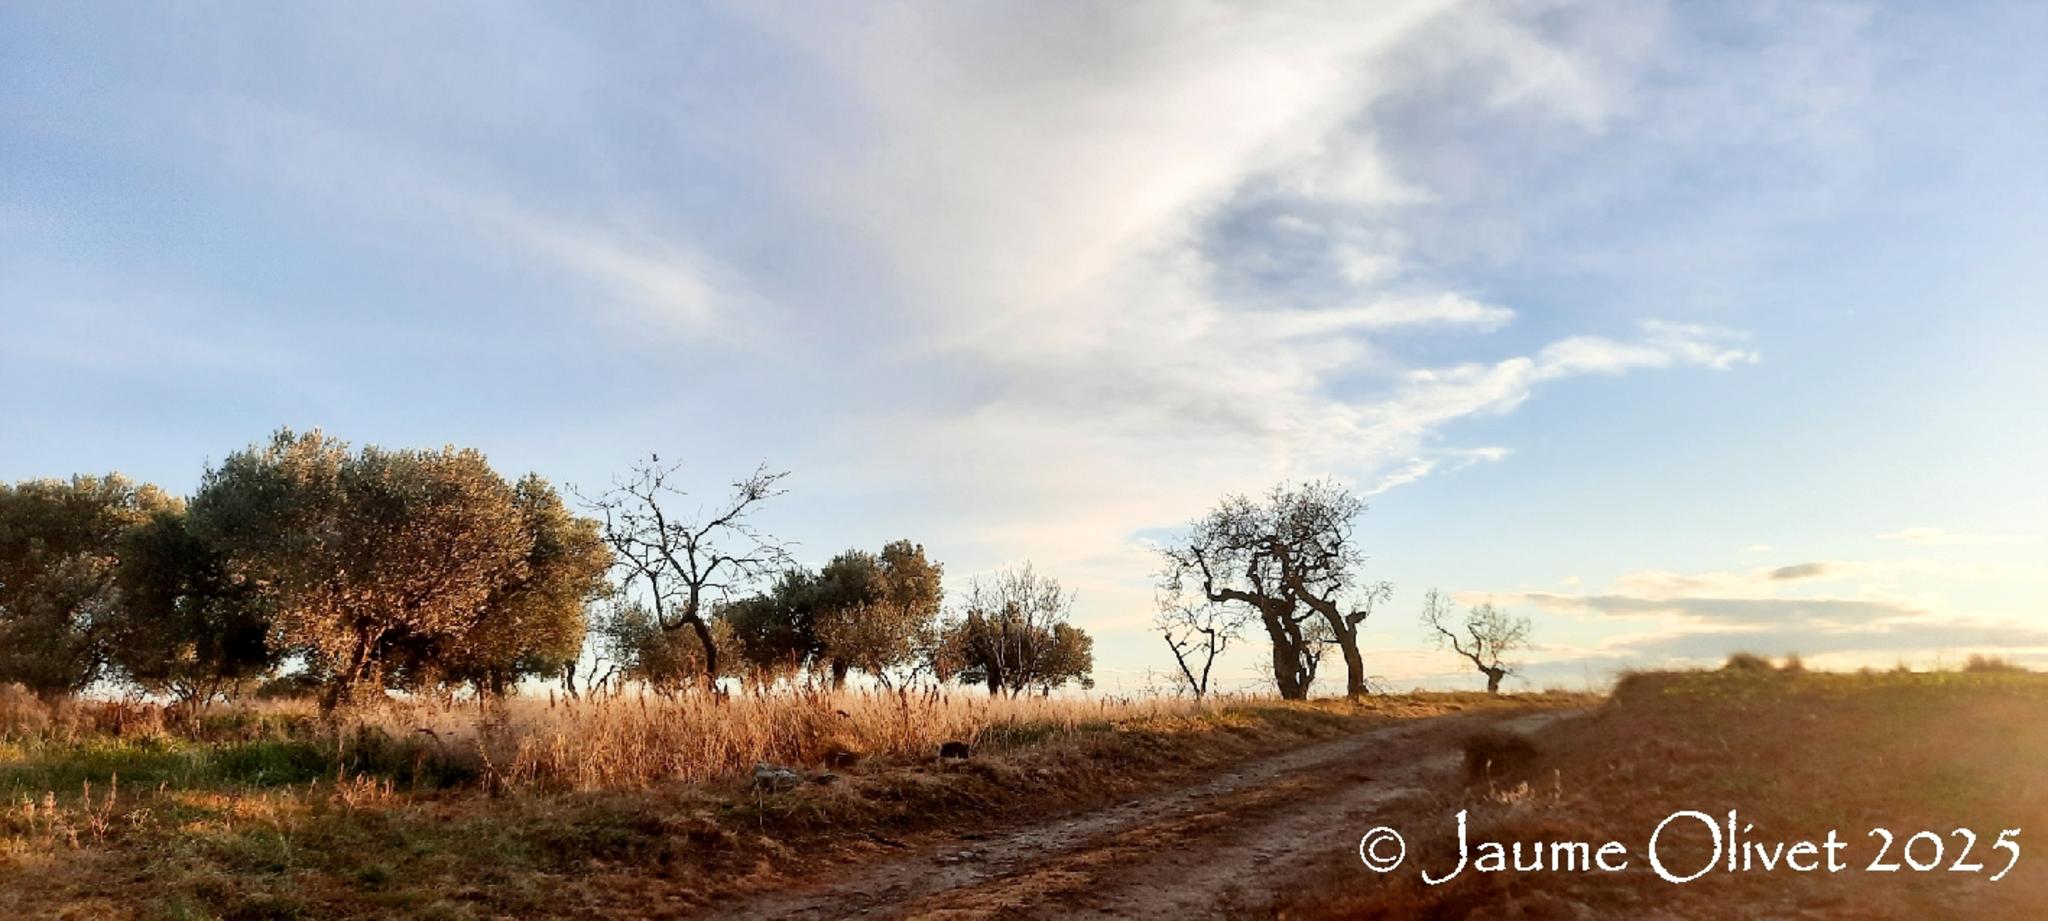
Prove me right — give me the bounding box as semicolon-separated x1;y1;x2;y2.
3;0;2045;694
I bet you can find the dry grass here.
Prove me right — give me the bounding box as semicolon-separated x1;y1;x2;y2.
2;683;1241;795
425;686;1237;791
1268;666;2048;920
1;682;1569;919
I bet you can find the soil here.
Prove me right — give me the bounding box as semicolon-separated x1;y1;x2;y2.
718;709;1573;919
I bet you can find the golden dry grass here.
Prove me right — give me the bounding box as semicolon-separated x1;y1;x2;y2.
412;686;1244;791
3;683;1242;795
2;682;1579;919
1269;667;2048;920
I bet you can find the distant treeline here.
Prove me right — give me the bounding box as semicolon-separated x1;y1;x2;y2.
0;429;1092;710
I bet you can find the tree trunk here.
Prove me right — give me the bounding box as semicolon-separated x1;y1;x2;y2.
1336;633;1368;698
1484;667;1505;694
324;636;377;714
687;616;719;688
1267;638;1308;700
830;658;850;689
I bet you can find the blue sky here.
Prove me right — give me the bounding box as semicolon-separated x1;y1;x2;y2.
4;1;2044;692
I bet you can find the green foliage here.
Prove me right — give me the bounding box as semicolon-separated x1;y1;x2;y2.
0;737;330;793
814;540;944;686
937;564;1094;695
0;473;178;697
600;599;726;691
387;476;612;695
1963;653;2026;673
720;569;821;679
107;508;278;702
187;429;609;706
1722;651;1776;672
717;540;945;686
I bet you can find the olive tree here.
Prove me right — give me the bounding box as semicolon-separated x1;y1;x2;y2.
389;476;612;696
0;474;177;698
1421;589;1530;694
191;430;543;710
720;540;945;688
106;507;278;703
1159;480;1389;699
599;598;734;693
936;564;1094;695
814;540;944;687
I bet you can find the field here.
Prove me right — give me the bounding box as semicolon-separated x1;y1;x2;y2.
6;667;2044;919
1269;663;2048;919
0;684;1570;919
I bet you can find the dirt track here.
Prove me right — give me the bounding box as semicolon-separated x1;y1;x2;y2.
720;709;1570;920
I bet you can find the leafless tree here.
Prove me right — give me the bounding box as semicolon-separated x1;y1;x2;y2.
1159;480;1388;698
577;456;788;686
1155;595;1241;699
1421;589;1531;694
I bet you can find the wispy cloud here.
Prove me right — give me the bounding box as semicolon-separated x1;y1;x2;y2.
1768;562;1832;581
197;98;741;339
1877;528;2042;548
1480;556;2048;677
721;2;1778;626
1262;294;1515;338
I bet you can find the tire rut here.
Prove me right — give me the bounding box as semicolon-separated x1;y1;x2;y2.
719;709;1573;920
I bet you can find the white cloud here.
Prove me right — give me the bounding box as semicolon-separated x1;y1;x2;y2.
1535;322;1758;380
1366;458;1436;496
1476;555;2048;676
67;2;1783;674
1877;528;2042;548
1263;294;1515;338
716;5;1775;622
197;98;738;338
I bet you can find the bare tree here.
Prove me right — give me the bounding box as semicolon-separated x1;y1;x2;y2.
562;597;637;698
1159;481;1388;699
577;456;788;687
1155;595;1241;699
1420;589;1531;694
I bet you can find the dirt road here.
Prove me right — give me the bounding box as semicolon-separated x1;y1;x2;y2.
720;709;1570;920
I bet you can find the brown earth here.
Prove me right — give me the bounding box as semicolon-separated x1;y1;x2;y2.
717;709;1572;920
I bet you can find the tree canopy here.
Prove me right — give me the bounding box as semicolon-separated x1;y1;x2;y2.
0;474;178;698
937;564;1094;695
721;540;945;687
190;429;607;708
106;506;277;702
1160;480;1389;698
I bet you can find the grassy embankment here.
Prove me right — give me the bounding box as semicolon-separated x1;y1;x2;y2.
1271;660;2048;920
1;683;1581;920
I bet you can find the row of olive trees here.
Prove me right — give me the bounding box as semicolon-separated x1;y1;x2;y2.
1154;480;1531;699
0;431;613;709
0;432;1095;708
581;549;1093;697
570;456;1093;696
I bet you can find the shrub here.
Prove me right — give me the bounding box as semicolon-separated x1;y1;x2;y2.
0;683;52;738
1722;652;1775;673
1461;727;1538;782
1963;654;2026;673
